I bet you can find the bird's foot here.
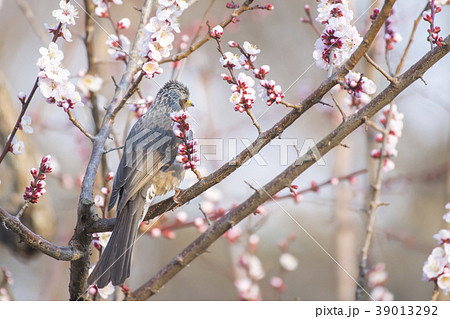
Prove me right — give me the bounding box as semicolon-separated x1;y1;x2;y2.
173;188;183;204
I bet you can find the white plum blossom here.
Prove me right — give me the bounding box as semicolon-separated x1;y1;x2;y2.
93;0;123;17
435;0;450;5
423;251;447;280
343;71;376;98
434;229;450;245
370;286;394;301
88;264;115;299
94;195;105;208
229;72;256;112
142;61;163;79
97;232;111;248
234;277;261;301
444;203;450;223
106;34;130;61
9;135;25;155
21;115;34;134
77;73;104;96
52;0;78;25
243;41;261;55
210;25;223;38
37;42;64;69
437;273;450;295
42;63;70;83
279;253;299;271
117;18;130;30
220;52;242;69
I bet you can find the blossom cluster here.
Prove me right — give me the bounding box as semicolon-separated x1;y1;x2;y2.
23;155;53;204
383;9;402;51
139;1;190;78
127;96;154;119
313;0;362;70
170;110;200;170
95;1;132;61
211;27;284;111
37;2;83;112
340;71;376;109
37;42;83;111
233;233;265;301
370;104;404;172
94;0;123;17
367;263;394;301
269;235;298;295
48;0;78;42
423;2;444;47
422;203;450;295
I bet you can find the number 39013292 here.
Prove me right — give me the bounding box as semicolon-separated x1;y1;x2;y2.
375;305;437;316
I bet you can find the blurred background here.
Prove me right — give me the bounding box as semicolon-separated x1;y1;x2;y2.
0;0;449;300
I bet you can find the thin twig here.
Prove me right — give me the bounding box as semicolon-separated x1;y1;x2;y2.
356;103;395;301
15;202;29;220
67;110;95;141
245;109;262;134
395;4;428;76
330;93;347;122
103;145;124;154
364;53;396;84
15;0;48;45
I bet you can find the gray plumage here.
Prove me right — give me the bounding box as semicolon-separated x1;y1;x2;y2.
87;81;191;288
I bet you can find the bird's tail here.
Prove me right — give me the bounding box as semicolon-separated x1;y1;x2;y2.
87;196;145;288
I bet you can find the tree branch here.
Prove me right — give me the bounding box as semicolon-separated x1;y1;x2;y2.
0;206;82;261
67;110;95;142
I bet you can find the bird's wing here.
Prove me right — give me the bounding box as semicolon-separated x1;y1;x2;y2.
108;113;179;214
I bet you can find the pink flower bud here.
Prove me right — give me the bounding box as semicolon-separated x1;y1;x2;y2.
228;41;238;47
162;229;176;239
30;168;38;178
18;92;27;103
330;177;339;186
106;171;114;182
265;4;274;10
150;227;162;238
117;18;130;30
42;155;51;163
210;25;224;39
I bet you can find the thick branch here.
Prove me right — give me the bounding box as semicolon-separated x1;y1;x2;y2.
87;0;397;234
0;206;82;261
128;34;450;301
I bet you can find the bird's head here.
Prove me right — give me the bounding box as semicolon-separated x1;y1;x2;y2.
159;80;194;111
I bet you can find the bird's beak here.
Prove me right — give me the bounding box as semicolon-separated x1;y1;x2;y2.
186;100;194;107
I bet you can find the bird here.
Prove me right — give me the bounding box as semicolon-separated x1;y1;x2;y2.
87;81;193;288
